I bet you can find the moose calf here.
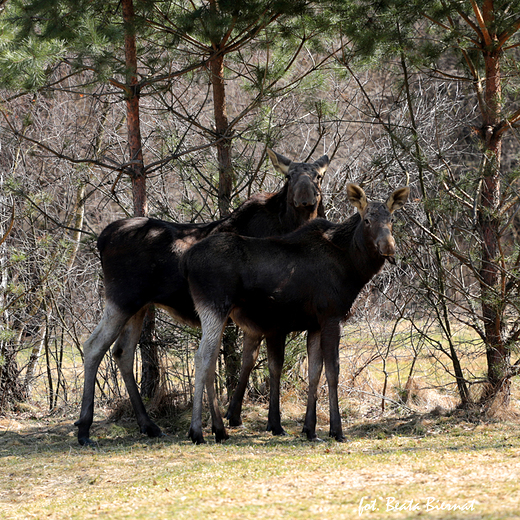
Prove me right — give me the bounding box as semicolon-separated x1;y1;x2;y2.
182;183;409;444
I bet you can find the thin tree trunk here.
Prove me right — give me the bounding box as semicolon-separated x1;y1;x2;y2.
209;47;241;397
479;47;508;403
0;172;23;410
22;309;51;399
122;0;159;399
123;0;147;218
140;308;160;399
210;52;234;217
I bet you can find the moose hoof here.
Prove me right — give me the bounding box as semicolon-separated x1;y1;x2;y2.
188;428;206;445
330;431;345;443
269;427;287;437
266;422;286;435
215;429;230;443
78;436;96;447
75;420;95;447
226;415;243;427
302;426;318;442
142;423;163;438
304;432;322;442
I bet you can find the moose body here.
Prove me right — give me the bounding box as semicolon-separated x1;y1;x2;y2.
75;149;329;446
182;184;409;444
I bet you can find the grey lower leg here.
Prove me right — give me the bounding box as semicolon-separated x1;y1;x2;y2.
75;303;129;445
189;306;227;444
112;308;163;438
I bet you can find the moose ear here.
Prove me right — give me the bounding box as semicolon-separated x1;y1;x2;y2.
313;155;329;177
267;148;292;176
346;183;368;213
386;187;410;213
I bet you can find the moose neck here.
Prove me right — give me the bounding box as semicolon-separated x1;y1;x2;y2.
287;203;319;229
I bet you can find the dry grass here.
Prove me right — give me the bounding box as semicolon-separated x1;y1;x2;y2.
4;320;519;519
1;402;520;520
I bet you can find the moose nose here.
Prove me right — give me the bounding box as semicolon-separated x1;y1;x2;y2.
295;196;316;209
294;188;317;208
293;176;318;209
376;233;396;258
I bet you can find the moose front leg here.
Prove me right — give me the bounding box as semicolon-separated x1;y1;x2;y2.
302;330;323;441
321;320;345;442
75;303;129;446
265;333;286;436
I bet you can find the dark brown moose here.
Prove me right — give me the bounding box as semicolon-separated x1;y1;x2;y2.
75;149;329;446
182;183;409;444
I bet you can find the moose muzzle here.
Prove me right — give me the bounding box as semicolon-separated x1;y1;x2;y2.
376;231;396;263
293;176;318;209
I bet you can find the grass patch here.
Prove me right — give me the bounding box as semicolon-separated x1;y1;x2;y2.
1;406;520;519
5;319;519;518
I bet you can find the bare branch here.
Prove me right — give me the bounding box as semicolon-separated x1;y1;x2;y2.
0;204;15;246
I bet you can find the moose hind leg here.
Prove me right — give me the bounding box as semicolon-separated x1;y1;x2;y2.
303;331;323;441
189;306;228;444
112;307;163;439
75;302;130;446
206;351;229;443
321;321;345;442
265;333;286;436
225;332;263;426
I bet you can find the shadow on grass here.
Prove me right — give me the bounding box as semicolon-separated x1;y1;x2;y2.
1;402;518;459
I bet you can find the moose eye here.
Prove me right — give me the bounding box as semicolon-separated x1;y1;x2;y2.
364;218;370;226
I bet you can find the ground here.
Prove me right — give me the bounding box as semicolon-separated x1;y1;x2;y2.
1;403;520;520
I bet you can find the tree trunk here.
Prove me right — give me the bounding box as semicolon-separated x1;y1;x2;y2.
122;0;159;399
0;339;24;411
478;45;509;404
0;166;23;411
209;47;242;397
210;52;234;218
139;305;160;399
0;267;23;411
122;0;146;214
206;1;241;396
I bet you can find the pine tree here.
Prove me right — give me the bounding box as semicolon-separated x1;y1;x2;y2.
339;0;520;407
0;0;345;401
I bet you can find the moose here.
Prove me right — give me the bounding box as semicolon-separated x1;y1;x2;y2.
182;183;410;444
75;148;329;446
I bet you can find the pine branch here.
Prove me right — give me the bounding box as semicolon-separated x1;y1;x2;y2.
469;0;493;47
